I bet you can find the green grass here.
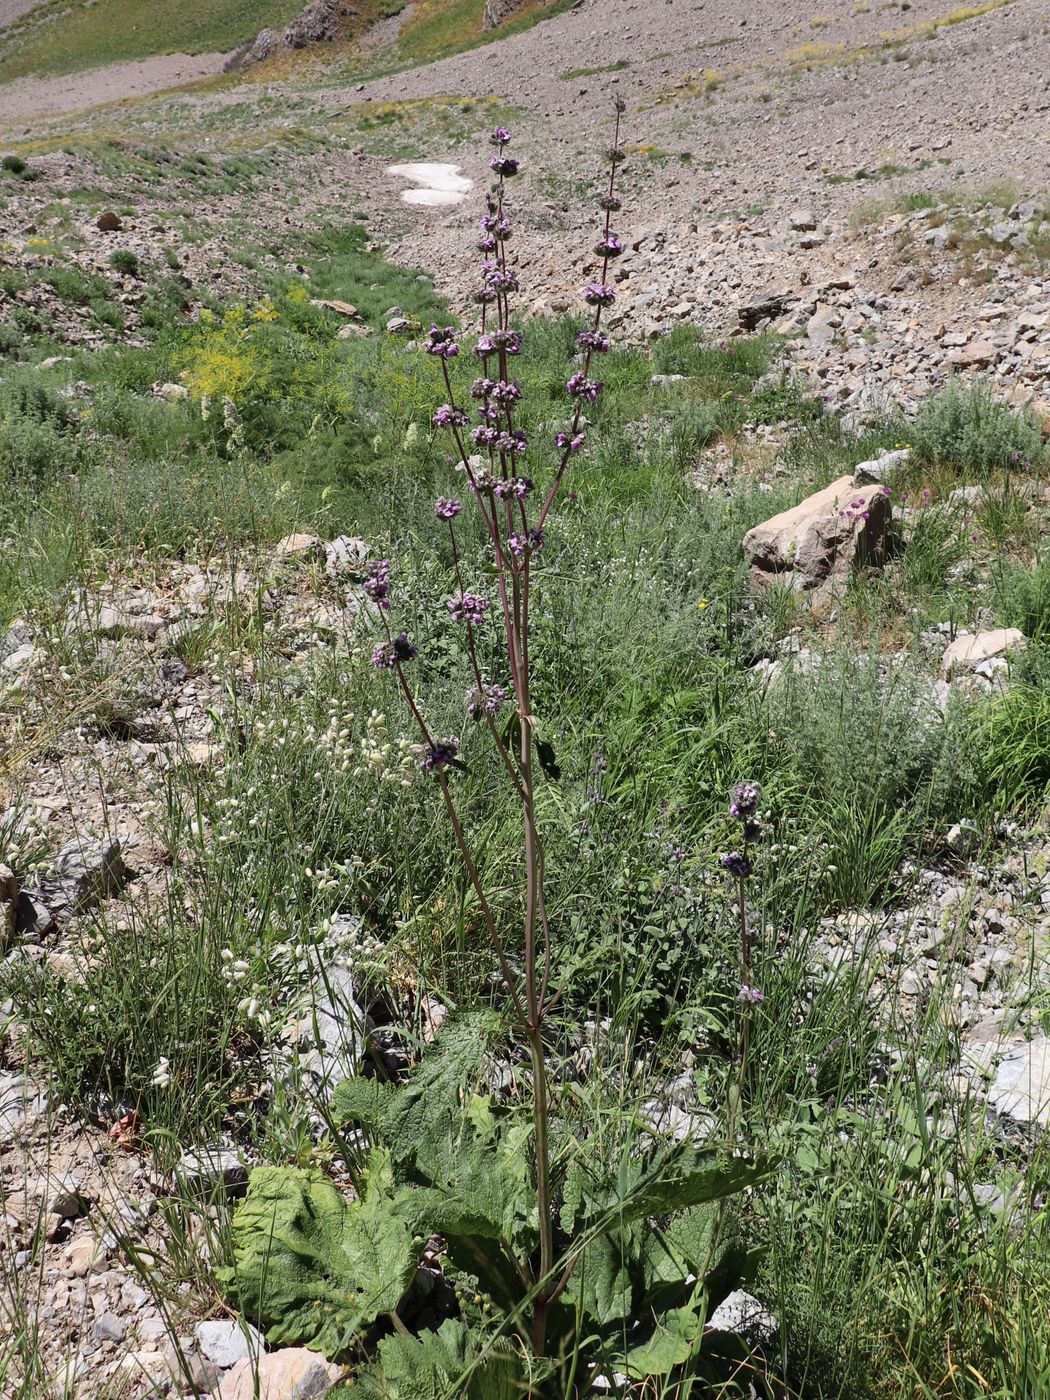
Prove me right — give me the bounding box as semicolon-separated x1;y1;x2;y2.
0;0;305;81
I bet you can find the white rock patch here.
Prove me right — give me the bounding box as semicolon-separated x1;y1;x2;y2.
387;162;472;207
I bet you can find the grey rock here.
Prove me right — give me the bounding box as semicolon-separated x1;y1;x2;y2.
325;535;370;576
195;1318;265;1368
0;1074;46;1134
738;289;792;331
987;1038;1050;1129
40;838;129;914
177;1145;248;1196
93;1312;126;1343
284;918;366;1104
706;1289;778;1344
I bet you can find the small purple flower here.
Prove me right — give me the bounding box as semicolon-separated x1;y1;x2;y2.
426;325;460;359
471;425;499;448
490;156;519;177
482;266;520;295
419;736;460;771
434;497;462;520
466;684;507;720
737;985;765;1005
471;378;495;400
474;333;496;356
361;559;390;610
729;781;762;819
494;429;528;456
493;475;532;499
567;372;604;402
473;285;498;305
594;234;623;259
577;330;611;353
490;127;511;145
372;633;418;670
721;852;752;879
490;379;522;406
447;592;490;624
494;328;522;354
507;528;545;559
584;282;616;307
432;404;469;429
477;236;498;254
556;430;587;453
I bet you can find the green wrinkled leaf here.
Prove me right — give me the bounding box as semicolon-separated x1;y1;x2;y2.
350;1318;527;1400
617;1147;780;1223
616;1303;708;1379
217;1152;424;1358
333;1012;505;1187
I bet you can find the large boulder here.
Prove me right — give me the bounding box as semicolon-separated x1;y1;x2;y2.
483;0;530;27
226;0;356;69
742;475;893;605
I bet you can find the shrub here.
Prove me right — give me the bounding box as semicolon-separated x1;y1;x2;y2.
996;551;1050;639
109;249;140;276
910;381;1045;478
1;153;26;174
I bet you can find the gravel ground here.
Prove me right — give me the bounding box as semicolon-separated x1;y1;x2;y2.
0;50;231;120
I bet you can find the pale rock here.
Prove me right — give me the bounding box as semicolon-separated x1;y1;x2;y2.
742;475;893;605
941;629;1026;680
947;339;997;368
325;535;370;576
986;1038;1050;1129
273;534;324;562
706;1289;778;1344
195;1318;265;1368
211;1346;342;1400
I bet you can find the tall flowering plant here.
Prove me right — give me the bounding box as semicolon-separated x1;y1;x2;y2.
366;105;628;1352
222;111;782;1392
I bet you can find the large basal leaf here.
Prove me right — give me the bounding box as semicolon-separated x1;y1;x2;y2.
621;1147;779;1223
349;1319;527;1400
218;1152;425;1358
615;1303;708;1379
333;1012;506;1189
